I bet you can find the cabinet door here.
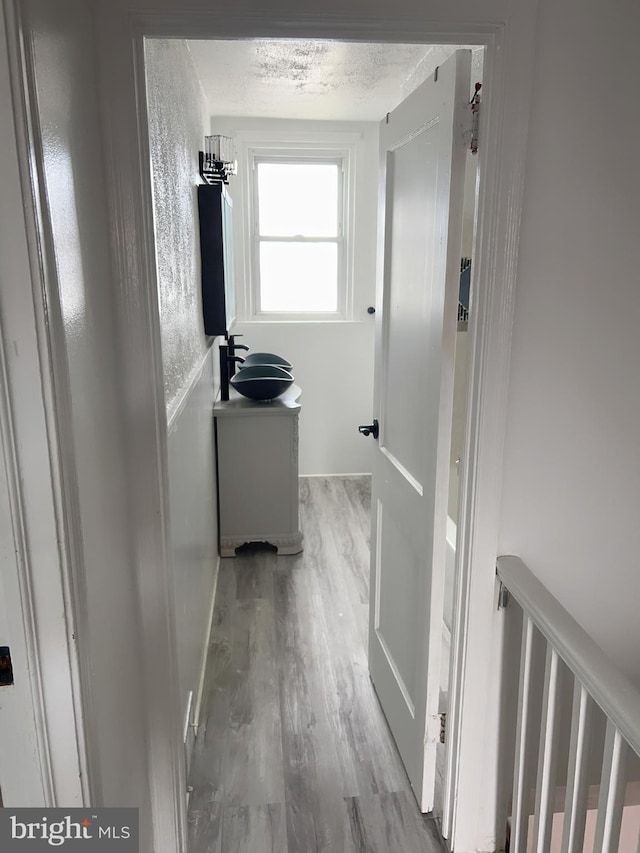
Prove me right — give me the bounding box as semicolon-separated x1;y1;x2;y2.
216;415;297;539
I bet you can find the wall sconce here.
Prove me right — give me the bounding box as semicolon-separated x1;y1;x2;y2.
199;135;237;185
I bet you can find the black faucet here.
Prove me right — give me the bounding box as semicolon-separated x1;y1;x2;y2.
227;334;250;366
219;345;246;401
226;334;249;380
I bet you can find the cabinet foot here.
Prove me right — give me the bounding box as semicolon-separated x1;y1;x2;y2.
274;531;304;555
220;531;304;558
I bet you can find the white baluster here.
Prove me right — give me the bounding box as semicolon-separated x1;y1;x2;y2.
511;617;535;853
561;681;593;853
532;644;560;852
594;721;627;853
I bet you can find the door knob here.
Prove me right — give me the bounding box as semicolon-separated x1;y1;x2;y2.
358;419;379;439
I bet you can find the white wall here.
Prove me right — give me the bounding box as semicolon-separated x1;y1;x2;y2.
499;0;640;685
23;0;152;828
212;116;377;475
145;39;211;414
145;39;220;761
166;351;218;771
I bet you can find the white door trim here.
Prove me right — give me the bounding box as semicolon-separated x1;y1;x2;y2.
94;6;537;851
444;22;537;849
0;0;91;807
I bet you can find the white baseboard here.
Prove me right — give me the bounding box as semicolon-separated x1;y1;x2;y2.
192;554;220;737
300;472;372;478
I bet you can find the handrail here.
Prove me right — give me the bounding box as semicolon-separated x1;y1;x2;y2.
497;555;640;758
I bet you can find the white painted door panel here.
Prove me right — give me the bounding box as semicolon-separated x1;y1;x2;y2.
369;50;470;812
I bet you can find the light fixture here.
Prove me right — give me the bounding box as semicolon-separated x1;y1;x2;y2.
199;135;237;185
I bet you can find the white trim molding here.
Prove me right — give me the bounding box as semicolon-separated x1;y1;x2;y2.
1;0;91;807
442;16;538;850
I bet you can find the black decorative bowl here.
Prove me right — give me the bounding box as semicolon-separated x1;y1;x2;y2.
241;352;293;371
230;364;294;401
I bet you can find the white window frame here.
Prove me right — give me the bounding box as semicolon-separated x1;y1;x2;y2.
238;135;358;323
252;153;345;317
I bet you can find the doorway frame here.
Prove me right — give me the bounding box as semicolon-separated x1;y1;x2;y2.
93;6;537;852
0;1;93;808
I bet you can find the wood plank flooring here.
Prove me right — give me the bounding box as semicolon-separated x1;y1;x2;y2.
188;476;447;853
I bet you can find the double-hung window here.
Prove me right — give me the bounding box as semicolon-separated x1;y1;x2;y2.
249;150;350;319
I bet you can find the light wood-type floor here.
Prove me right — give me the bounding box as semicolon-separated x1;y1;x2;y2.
188;476;447;853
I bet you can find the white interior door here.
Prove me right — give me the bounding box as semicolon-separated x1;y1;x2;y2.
367;49;471;813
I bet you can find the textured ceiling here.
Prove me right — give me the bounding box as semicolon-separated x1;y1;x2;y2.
186;39;483;122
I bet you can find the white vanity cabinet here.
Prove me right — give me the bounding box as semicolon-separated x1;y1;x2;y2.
214;385;303;557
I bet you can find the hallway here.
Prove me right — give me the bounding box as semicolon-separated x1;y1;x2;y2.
187;476;447;852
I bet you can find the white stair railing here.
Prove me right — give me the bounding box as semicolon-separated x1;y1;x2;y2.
496;556;640;853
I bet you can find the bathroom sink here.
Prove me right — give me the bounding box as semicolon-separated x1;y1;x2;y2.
230;364;294;401
241;352;293;371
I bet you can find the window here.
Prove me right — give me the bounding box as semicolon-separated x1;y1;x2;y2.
247;147;352;320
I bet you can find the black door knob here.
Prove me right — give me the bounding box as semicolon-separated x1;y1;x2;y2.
358;419;379;439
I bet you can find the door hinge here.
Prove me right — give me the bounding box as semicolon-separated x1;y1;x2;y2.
467;82;482;154
439;712;447;744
